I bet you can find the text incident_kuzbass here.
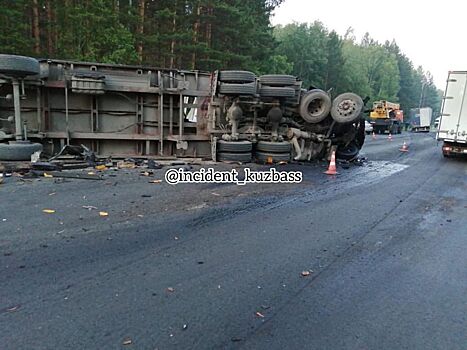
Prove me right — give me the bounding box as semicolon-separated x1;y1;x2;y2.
164;167;302;185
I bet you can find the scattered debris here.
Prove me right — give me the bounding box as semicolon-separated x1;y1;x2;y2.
117;161;136;169
140;171;153;177
147;159;163;169
171;160;186;166
82;205;98;210
122;338;132;346
6;305;20;312
49;144;96;165
31;170;102;181
149;179;162;184
95;165;107;171
31;162;62;171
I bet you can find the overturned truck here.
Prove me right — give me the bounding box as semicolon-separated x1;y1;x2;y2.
0;54;365;162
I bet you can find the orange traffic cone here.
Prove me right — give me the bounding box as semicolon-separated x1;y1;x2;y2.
388;133;393;141
399;141;409;152
324;150;338;175
372;132;376;140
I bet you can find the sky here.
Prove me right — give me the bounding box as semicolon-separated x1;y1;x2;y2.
272;0;465;90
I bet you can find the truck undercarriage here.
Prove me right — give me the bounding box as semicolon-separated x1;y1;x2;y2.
0;55;365;163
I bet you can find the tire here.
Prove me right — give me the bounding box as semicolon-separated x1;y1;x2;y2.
259;86;295;98
217;152;252;163
0;141;43;161
336;142;359;161
256;141;291;153
0;55;40;77
219;70;256;83
217;140;252;152
259;74;296;86
218;82;256;95
255;151;290;163
299;89;332;124
331;93;364;123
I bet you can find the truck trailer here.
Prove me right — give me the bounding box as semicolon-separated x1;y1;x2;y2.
0;54;367;163
437;71;467;157
410;107;432;132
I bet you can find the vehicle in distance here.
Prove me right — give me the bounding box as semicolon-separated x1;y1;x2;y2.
369;100;403;134
410;107;432;132
365;120;373;134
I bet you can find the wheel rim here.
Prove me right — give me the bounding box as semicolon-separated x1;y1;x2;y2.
308;98;325;116
335;99;357;119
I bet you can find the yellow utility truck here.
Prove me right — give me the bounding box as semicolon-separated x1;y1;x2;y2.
369;100;403;134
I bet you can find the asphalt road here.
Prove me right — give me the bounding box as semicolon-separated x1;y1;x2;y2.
1;132;466;349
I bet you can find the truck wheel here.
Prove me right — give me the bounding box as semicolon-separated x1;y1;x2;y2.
331;93;364;123
218;82;256;95
259;86;295;98
0;141;43;161
255;151;290;163
336;142;359;161
219;70;256;83
0;54;40;77
217;152;252;163
217;140;252;152
299;89;332;124
259;74;296;86
256;141;291;153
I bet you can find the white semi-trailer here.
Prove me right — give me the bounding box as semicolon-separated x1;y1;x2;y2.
437;71;467;157
411;107;432;132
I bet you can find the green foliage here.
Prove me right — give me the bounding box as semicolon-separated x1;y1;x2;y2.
0;0;33;55
55;0;138;64
274;22;328;88
0;0;440;115
274;24;440;116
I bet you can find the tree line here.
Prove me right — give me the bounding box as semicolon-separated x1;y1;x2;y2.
0;0;441;117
